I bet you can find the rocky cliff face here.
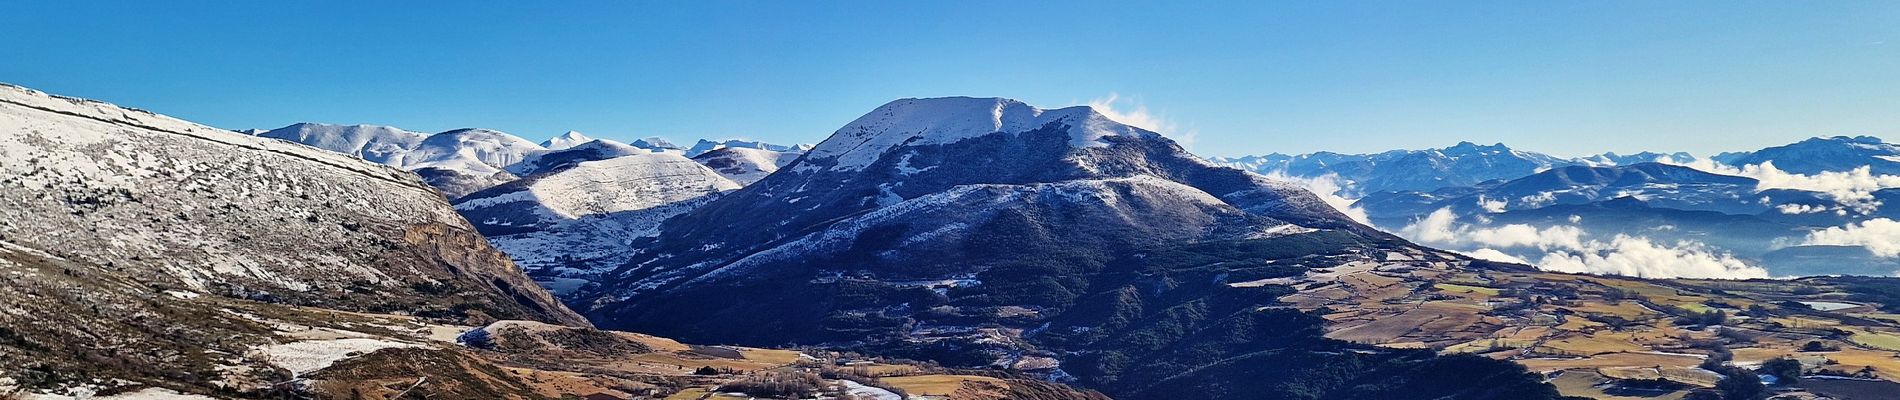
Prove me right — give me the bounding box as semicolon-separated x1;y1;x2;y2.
0;83;585;327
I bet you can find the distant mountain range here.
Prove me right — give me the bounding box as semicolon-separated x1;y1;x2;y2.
1216;136;1898;195
1221;136;1900;277
250;122;810;198
1213;141;1578;194
1714;135;1900;175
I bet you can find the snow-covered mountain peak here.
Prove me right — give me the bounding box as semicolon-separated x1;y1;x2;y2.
1445;140;1499;151
405;128;547;173
256;122;426;164
805;96;1160;171
1713;134;1899;174
542;130;594;150
1815;135;1887;145
632;136;681;150
685;138;809;156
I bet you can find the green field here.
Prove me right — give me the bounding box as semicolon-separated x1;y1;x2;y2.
1434;283;1501;296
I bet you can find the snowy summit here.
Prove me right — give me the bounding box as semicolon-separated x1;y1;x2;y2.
803;97;1163;171
542;131;594;150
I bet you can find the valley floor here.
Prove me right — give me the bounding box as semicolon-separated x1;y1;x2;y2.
1273;248;1900;399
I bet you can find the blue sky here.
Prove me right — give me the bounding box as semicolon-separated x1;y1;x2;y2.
3;2;1897;157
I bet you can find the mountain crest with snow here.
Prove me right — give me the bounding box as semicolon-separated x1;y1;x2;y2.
541;130;594;150
799;97;1162;172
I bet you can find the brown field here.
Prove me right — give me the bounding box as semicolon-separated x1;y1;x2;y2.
883;374;1009;396
620;351;791;373
1515;352;1705;372
1538;332;1650;356
1434;282;1502;297
1817;348;1900;381
505;367;646;399
664;387;711;400
1549;370;1691;400
850;363;923;376
615;331;694;352
738;348;805;365
1568;301;1654;319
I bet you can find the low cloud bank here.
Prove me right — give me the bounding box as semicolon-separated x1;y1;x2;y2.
1261;171;1371;224
1664;159;1900;214
1399;208;1770;279
1802;218;1900;258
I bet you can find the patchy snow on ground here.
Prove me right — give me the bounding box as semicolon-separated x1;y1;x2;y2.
254;338;421;376
16;387;221;400
838;380;903;400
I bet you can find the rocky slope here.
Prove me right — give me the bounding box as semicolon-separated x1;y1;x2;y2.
0;82;598;395
0;83;581;326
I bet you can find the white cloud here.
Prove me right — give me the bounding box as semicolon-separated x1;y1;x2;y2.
1088;93;1194;148
1262;170;1370;225
1398;208;1769;279
1478;195;1507;213
1533;236;1766;279
1664;159;1900;214
1777;203;1829;214
1520;191;1558;208
1802;218;1900;258
1461;248;1530;264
